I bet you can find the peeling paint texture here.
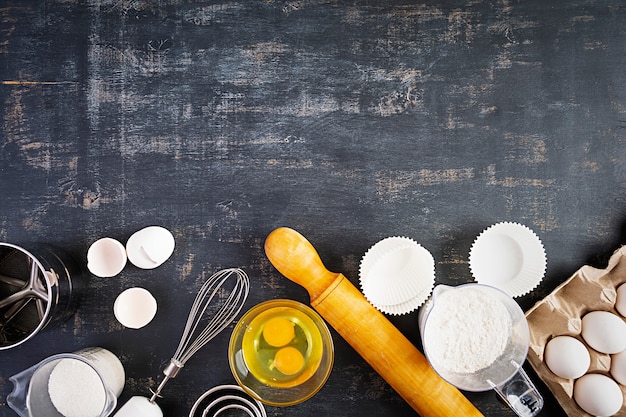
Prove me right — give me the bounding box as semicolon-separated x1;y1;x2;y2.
0;1;625;416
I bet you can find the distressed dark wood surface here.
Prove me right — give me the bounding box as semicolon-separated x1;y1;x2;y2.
1;1;625;416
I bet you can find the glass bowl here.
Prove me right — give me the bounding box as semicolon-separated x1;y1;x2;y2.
228;299;334;406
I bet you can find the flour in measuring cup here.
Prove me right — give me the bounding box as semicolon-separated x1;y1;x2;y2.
425;286;511;374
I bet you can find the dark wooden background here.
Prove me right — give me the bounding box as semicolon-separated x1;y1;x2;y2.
1;1;625;416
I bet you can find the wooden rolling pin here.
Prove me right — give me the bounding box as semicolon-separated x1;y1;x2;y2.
264;227;483;417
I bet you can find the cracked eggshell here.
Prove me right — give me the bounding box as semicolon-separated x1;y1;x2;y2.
126;226;175;269
114;287;157;329
87;237;127;278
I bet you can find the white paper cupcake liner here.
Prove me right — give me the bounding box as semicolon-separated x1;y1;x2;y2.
359;236;435;315
469;222;546;298
373;285;434;316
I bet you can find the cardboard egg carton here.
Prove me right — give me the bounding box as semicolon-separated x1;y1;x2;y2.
526;245;626;417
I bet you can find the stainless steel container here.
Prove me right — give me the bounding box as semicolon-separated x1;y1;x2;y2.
0;242;78;350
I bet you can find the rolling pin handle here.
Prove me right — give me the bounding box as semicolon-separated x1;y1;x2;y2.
264;227;339;301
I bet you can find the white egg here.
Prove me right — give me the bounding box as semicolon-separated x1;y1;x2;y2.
611;348;626;385
126;226;175;269
544;336;590;379
616;283;626;318
114;287;157;329
574;373;623;416
87;237;127;278
581;311;626;354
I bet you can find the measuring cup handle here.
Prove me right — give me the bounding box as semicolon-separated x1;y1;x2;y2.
489;360;543;417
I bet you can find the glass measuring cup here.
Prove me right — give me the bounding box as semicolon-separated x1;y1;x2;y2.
7;347;125;417
418;284;543;417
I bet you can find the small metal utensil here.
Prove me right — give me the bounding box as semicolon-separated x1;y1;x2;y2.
149;267;249;402
0;243;77;350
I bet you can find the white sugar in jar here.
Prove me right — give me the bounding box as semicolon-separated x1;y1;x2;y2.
71;347;126;397
46;347;125;417
10;347;127;417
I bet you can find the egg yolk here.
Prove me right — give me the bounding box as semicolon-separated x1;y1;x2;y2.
262;317;295;347
273;346;305;375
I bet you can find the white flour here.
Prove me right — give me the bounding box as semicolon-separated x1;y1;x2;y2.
424;286;511;374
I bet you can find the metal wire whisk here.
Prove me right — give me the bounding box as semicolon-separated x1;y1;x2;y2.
149;267;250;402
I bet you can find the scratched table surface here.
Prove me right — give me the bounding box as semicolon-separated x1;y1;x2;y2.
1;0;625;416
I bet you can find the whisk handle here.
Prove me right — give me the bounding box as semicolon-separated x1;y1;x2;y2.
162;359;184;378
149;359;184;403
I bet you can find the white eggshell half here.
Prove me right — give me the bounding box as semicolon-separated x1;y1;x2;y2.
114;288;157;329
616;283;626;318
126;226;175;269
87;237;127;278
574;373;623;417
611;348;626;385
544;336;590;379
581;311;626;354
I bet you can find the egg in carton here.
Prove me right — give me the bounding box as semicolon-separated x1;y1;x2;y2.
526;245;626;417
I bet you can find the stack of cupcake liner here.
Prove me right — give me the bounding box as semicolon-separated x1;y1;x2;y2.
359;236;436;315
